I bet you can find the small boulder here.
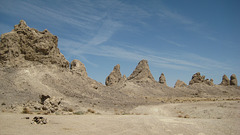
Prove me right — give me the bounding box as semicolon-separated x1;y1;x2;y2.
31;116;47;124
105;64;122;86
230;74;238;86
70;59;87;77
220;74;230;86
174;80;187;88
159;73;167;85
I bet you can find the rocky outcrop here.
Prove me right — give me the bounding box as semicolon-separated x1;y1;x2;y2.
174;80;187;88
220;74;230;86
230;74;238;86
70;59;87;77
105;64;122;86
159;73;167;85
127;60;155;82
0;20;69;68
31;116;48;125
189;72;214;86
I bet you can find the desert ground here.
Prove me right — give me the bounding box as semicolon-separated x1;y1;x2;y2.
1;101;240;135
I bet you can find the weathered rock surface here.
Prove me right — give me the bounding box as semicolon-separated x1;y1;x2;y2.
70;59;87;77
0;20;69;68
128;60;155;82
174;80;187;88
189;72;214;86
220;74;230;86
105;64;122;86
159;73;167;85
230;74;238;86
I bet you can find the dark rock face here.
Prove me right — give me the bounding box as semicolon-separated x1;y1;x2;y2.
230;74;238;86
70;59;87;77
189;72;214;86
0;20;69;68
128;60;155;82
105;64;122;86
174;80;187;88
220;74;230;86
159;73;167;85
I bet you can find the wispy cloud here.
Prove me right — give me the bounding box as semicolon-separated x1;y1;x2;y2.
59;38;229;71
158;37;185;47
157;4;219;42
159;8;194;25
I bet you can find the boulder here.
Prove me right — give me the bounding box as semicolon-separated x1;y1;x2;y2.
159;73;167;85
70;59;87;77
230;74;238;86
204;79;214;86
127;60;155;82
105;64;122;86
189;72;214;86
0;20;69;68
31;116;47;124
189;72;204;85
220;74;230;86
174;80;187;88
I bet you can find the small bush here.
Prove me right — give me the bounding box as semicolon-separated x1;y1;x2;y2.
87;109;95;113
68;108;73;112
22;107;32;114
73;111;85;115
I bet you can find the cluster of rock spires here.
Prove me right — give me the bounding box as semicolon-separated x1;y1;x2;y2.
189;72;214;86
220;74;238;86
0;20;238;87
105;60;167;86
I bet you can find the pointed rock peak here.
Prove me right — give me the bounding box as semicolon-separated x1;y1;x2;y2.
113;64;120;71
105;64;122;86
159;73;167;85
220;74;230;86
70;59;87;77
230;74;238;86
174;80;187;88
14;20;29;31
127;59;155;82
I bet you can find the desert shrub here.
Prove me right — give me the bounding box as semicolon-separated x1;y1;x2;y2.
87;109;95;113
68;108;73;112
73;111;85;115
22;107;32;114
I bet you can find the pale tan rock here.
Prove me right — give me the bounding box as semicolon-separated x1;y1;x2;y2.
0;20;69;68
189;72;214;86
220;75;230;86
159;73;167;85
70;59;87;77
230;74;238;86
127;60;155;82
174;80;187;88
105;64;122;86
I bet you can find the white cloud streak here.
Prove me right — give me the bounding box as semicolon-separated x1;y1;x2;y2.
59;39;229;71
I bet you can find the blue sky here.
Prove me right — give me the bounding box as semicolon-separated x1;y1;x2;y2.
0;0;239;86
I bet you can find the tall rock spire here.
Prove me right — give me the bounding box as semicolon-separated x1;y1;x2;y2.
128;60;155;82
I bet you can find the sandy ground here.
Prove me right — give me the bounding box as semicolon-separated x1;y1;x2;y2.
1;101;240;135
